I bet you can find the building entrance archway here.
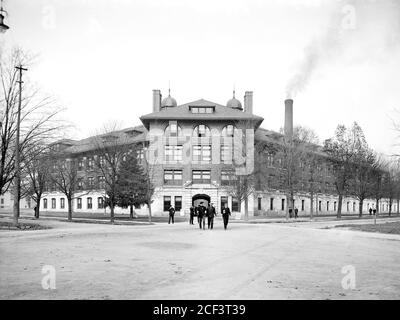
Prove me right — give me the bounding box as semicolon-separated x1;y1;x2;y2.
192;194;210;207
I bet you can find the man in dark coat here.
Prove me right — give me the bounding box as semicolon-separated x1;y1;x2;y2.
168;205;175;224
189;205;195;225
198;202;206;230
207;203;217;229
221;203;231;230
294;207;298;219
369;207;373;215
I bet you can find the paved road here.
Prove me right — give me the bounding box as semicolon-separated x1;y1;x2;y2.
0;218;399;299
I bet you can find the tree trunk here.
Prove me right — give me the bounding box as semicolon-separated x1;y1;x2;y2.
244;197;249;221
358;199;363;218
35;197;41;219
67;197;73;221
337;194;343;219
129;205;134;219
397;199;399;215
310;192;314;220
375;199;379;214
148;202;152;223
110;201;115;223
285;192;290;220
389;198;392;216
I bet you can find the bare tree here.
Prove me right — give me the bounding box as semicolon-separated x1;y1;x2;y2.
323;123;363;218
49;154;80;221
92;124;132;223
20;146;50;218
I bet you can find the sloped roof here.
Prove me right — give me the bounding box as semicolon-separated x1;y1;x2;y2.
140;99;264;129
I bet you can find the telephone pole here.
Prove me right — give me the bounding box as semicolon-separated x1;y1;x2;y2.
13;64;27;226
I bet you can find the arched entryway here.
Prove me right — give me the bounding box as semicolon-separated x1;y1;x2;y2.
192;194;210;207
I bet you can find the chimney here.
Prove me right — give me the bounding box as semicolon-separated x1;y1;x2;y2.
284;99;293;140
152;89;161;112
244;91;253;114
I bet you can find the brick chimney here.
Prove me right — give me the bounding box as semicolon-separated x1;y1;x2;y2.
284;99;293;140
244;91;253;114
152;89;162;112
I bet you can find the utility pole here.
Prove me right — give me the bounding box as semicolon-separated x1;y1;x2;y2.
12;64;27;226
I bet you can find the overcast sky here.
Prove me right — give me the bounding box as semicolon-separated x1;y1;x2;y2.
1;0;399;156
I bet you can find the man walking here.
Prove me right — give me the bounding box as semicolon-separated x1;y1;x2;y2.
207;203;216;229
221;203;231;230
168;204;175;224
189;205;195;225
294;207;298;219
369;207;373;215
198;202;206;230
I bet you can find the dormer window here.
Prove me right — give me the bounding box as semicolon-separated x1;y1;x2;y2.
190;106;215;114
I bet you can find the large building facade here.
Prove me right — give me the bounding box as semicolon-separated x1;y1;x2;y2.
4;89;396;218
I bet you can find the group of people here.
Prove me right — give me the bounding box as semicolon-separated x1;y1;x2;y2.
168;202;231;230
288;207;299;219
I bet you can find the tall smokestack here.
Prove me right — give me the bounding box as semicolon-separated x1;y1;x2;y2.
244;91;253;114
284;99;293;140
152;89;161;112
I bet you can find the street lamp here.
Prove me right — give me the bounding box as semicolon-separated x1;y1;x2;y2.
0;0;9;33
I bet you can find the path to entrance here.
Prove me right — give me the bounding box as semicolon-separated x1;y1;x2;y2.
0;217;399;299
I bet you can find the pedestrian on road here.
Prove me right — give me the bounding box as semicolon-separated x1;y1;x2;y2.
294;207;298;219
221;203;231;230
369;208;373;215
198;202;206;230
373;208;377;215
207;203;216;229
168;205;175;224
189;205;195;225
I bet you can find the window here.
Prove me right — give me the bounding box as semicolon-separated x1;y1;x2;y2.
347;202;350;212
301;200;305;211
220;196;228;212
334;201;337;211
98;155;105;166
258;198;262;211
221;170;237;186
163;196;171;212
175;196;182;212
281;199;285;211
43;198;47;209
78;158;84;170
51;198;56;209
221;125;235;137
165;145;183;162
232;197;239;212
270;198;274;211
60;198;65;209
98;197;104;209
326;201;329;211
267;154;274;167
318;201;322;212
192;170;211;184
77;179;83;190
87;197;92;209
165;123;181;137
0;198;3;205
353;202;356;212
193;125;210;138
220;145;232;163
98;176;105;189
87;157;94;170
77;198;82;209
137;149;144;160
193;145;211;163
164;170;183;185
191;107;214;114
88;177;94;188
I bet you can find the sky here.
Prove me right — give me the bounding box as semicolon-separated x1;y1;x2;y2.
1;0;399;156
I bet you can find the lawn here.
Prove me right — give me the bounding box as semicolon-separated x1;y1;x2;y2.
335;221;400;235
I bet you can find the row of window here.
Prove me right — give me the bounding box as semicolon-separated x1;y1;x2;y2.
163;170;237;185
43;197;104;210
164;144;235;163
166;124;236;138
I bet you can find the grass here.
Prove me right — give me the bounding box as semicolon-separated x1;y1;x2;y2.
0;221;51;231
334;221;400;235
